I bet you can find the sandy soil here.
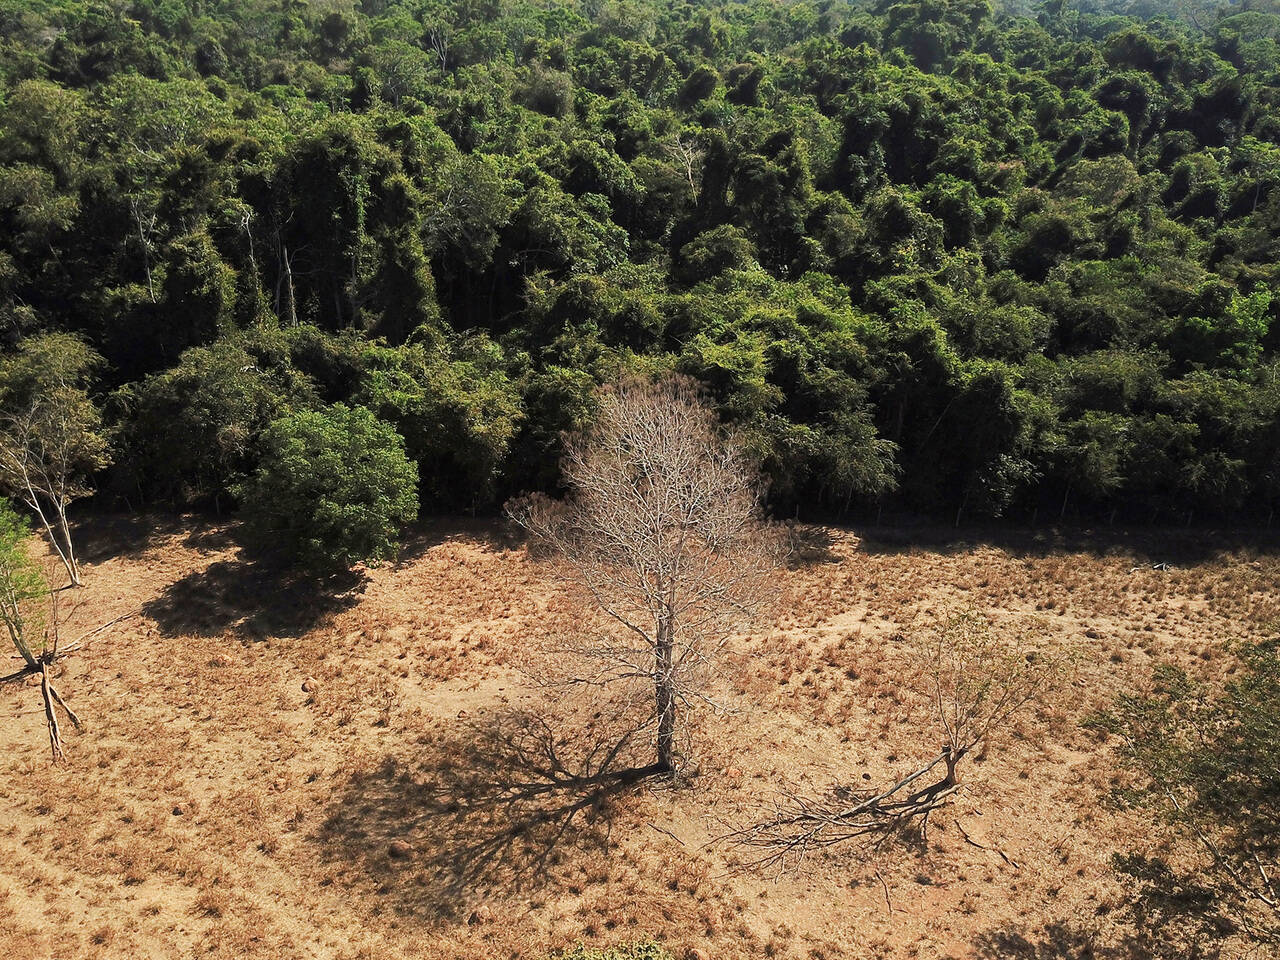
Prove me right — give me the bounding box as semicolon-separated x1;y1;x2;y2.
1;513;1276;960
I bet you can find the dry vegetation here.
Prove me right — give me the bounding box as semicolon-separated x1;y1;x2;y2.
1;513;1277;959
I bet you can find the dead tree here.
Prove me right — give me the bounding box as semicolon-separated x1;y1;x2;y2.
427;25;450;73
509;375;782;774
665;135;704;205
36;590;81;762
727;612;1054;869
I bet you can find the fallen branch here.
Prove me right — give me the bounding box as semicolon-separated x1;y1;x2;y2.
874;869;892;915
57;611;138;656
40;663;64;762
721;747;966;871
0;611;136;683
48;679;81;730
956;817;1019;869
724;611;1056;875
647;821;686;846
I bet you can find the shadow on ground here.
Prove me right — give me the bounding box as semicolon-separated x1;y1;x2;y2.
393;513;524;565
71;511;207;564
853;521;1280;566
314;707;658;921
143;554;366;639
784;523;841;568
971;921;1222;960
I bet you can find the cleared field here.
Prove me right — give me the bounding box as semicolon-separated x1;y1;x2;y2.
1;515;1276;959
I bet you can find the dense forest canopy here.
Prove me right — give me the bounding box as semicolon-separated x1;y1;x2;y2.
2;0;1280;525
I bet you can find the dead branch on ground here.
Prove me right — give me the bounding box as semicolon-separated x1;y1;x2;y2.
724;611;1059;871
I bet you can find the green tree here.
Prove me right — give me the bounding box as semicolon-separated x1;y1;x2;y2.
0;334;111;587
356;333;523;508
111;331;313;505
235;404;419;571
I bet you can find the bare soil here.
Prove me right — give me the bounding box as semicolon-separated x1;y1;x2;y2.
2;514;1276;959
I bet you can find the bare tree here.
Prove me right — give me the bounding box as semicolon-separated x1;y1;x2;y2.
0;334;111;587
509;375;782;774
728;612;1056;869
665;135;704;206
427;24;450;73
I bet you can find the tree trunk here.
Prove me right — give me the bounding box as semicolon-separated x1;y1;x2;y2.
24;489;80;587
655;623;676;773
3;614;38;670
282;244;298;327
942;746;963;787
54;506;81;587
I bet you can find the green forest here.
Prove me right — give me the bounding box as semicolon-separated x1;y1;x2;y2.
3;0;1280;537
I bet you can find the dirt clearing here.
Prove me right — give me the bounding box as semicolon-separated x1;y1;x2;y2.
2;515;1275;959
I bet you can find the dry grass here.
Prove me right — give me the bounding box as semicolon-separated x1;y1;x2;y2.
0;515;1276;959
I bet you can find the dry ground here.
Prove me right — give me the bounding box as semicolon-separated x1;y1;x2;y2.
1;514;1277;959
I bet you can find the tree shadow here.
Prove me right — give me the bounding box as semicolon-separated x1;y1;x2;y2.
179;521;240;553
784;523;841;568
69;510;191;564
971;919;1222;960
142;554;366;639
853;521;1280;566
392;513;525;565
314;706;660;922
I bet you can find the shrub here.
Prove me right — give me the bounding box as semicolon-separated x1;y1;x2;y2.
111;331;312;505
1093;639;1280;947
236;404;418;571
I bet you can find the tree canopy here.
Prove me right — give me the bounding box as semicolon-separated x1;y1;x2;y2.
2;0;1280;524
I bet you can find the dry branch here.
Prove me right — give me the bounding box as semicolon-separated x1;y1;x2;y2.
726;611;1057;871
40;663;64;762
723;748;963;871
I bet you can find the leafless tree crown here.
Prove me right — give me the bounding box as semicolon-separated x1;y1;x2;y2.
509;374;782;772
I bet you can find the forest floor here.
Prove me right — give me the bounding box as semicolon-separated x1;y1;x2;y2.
1;513;1276;960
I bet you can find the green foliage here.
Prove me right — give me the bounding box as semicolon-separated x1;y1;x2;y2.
110;329;314;504
0;499;47;670
0;332;112;502
235;404;419;572
356;332;523;507
1091;638;1280;945
1;0;1279;524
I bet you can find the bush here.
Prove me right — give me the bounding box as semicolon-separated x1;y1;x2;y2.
1093;639;1280;946
235;404;419;571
